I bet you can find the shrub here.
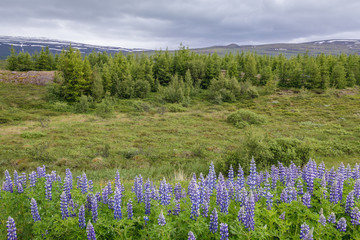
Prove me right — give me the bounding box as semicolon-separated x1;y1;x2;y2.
20;131;47;139
74;95;90;113
133;80;151;98
227;109;266;128
160;75;185;103
221;133;312;173
95;94;114;118
167;104;187;112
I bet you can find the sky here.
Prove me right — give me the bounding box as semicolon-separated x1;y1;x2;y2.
1;0;360;49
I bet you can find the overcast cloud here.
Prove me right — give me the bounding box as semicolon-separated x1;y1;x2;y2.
1;0;360;49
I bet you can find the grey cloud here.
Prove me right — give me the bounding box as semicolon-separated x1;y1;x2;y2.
1;0;360;49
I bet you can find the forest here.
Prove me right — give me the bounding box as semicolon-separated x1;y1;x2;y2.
6;45;360;104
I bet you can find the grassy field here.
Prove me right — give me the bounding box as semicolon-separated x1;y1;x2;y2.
0;83;359;182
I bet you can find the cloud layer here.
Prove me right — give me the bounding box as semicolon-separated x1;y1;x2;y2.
1;0;360;49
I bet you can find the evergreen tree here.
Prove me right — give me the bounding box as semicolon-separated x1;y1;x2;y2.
331;62;347;89
6;46;18;71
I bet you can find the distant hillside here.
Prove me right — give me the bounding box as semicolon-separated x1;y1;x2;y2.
193;39;360;56
0;36;149;59
1;36;360;59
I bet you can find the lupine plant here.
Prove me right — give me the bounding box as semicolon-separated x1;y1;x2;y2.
0;159;360;239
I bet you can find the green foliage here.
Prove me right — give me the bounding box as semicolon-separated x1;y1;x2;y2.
133;79;151;98
227;109;266;128
167;104;187;112
20;131;47;139
74;95;91;113
95;93;114;118
160;75;186;103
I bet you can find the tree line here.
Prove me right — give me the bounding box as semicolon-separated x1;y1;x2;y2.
6;45;360;102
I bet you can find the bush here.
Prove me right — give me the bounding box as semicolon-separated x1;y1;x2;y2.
133;80;151;98
51;101;72;112
74;95;90;113
167;104;187;112
208;75;240;103
95;94;114;118
20;131;47;139
227;109;266;128
160;75;186;103
220;133;312;173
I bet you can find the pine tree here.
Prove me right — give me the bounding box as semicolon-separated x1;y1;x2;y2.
6;46;18;71
331;62;347;89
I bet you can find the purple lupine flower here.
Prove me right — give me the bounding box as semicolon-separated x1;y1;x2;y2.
88;180;93;192
265;192;274;210
159;178;170;206
345;191;354;215
238;206;246;224
188;231;196;240
173;200;181;215
280;188;288;203
302;192;311;208
136;175;143;203
351;207;360;226
220;223;229;240
4;170;13;193
278;162;286;184
337;217;346;232
6;216;17;240
209;208;218;233
86;221;96;240
92;195;98;223
319;213;326;226
114;187;122;220
208;162;217;191
318;162;325;178
279;212;286;220
158;211;166;226
271;165;279;190
329;180;339;204
102;186;109;204
60;192;69;220
354;179;360;199
17;183;23;194
248;158;257;190
79;205;86;229
244;191;255;231
218;184;229;214
304;230;314;240
226;180;234;200
145;187;151;215
190;182;200;220
45;174;52;201
201;201;209;217
30;198;41;222
297;180;304;195
300;223;310;239
65;169;72;189
174;183;182;201
64;176;72;201
80;173;88;194
20;172;27;189
237;164;245;190
28;172;36;187
328;212;336;224
127;199;133;220
144;216;149;225
228;165;234;183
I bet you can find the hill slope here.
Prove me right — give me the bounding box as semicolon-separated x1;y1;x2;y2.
1;36;360;59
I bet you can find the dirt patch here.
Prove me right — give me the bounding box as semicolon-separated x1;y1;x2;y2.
335;88;359;96
0;70;55;85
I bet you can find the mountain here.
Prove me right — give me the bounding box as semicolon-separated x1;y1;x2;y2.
0;36;149;59
193;39;360;56
1;36;360;59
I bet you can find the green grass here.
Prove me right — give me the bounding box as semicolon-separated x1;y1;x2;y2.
0;82;360;181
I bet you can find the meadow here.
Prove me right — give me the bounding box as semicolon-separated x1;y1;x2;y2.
1;80;360;239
